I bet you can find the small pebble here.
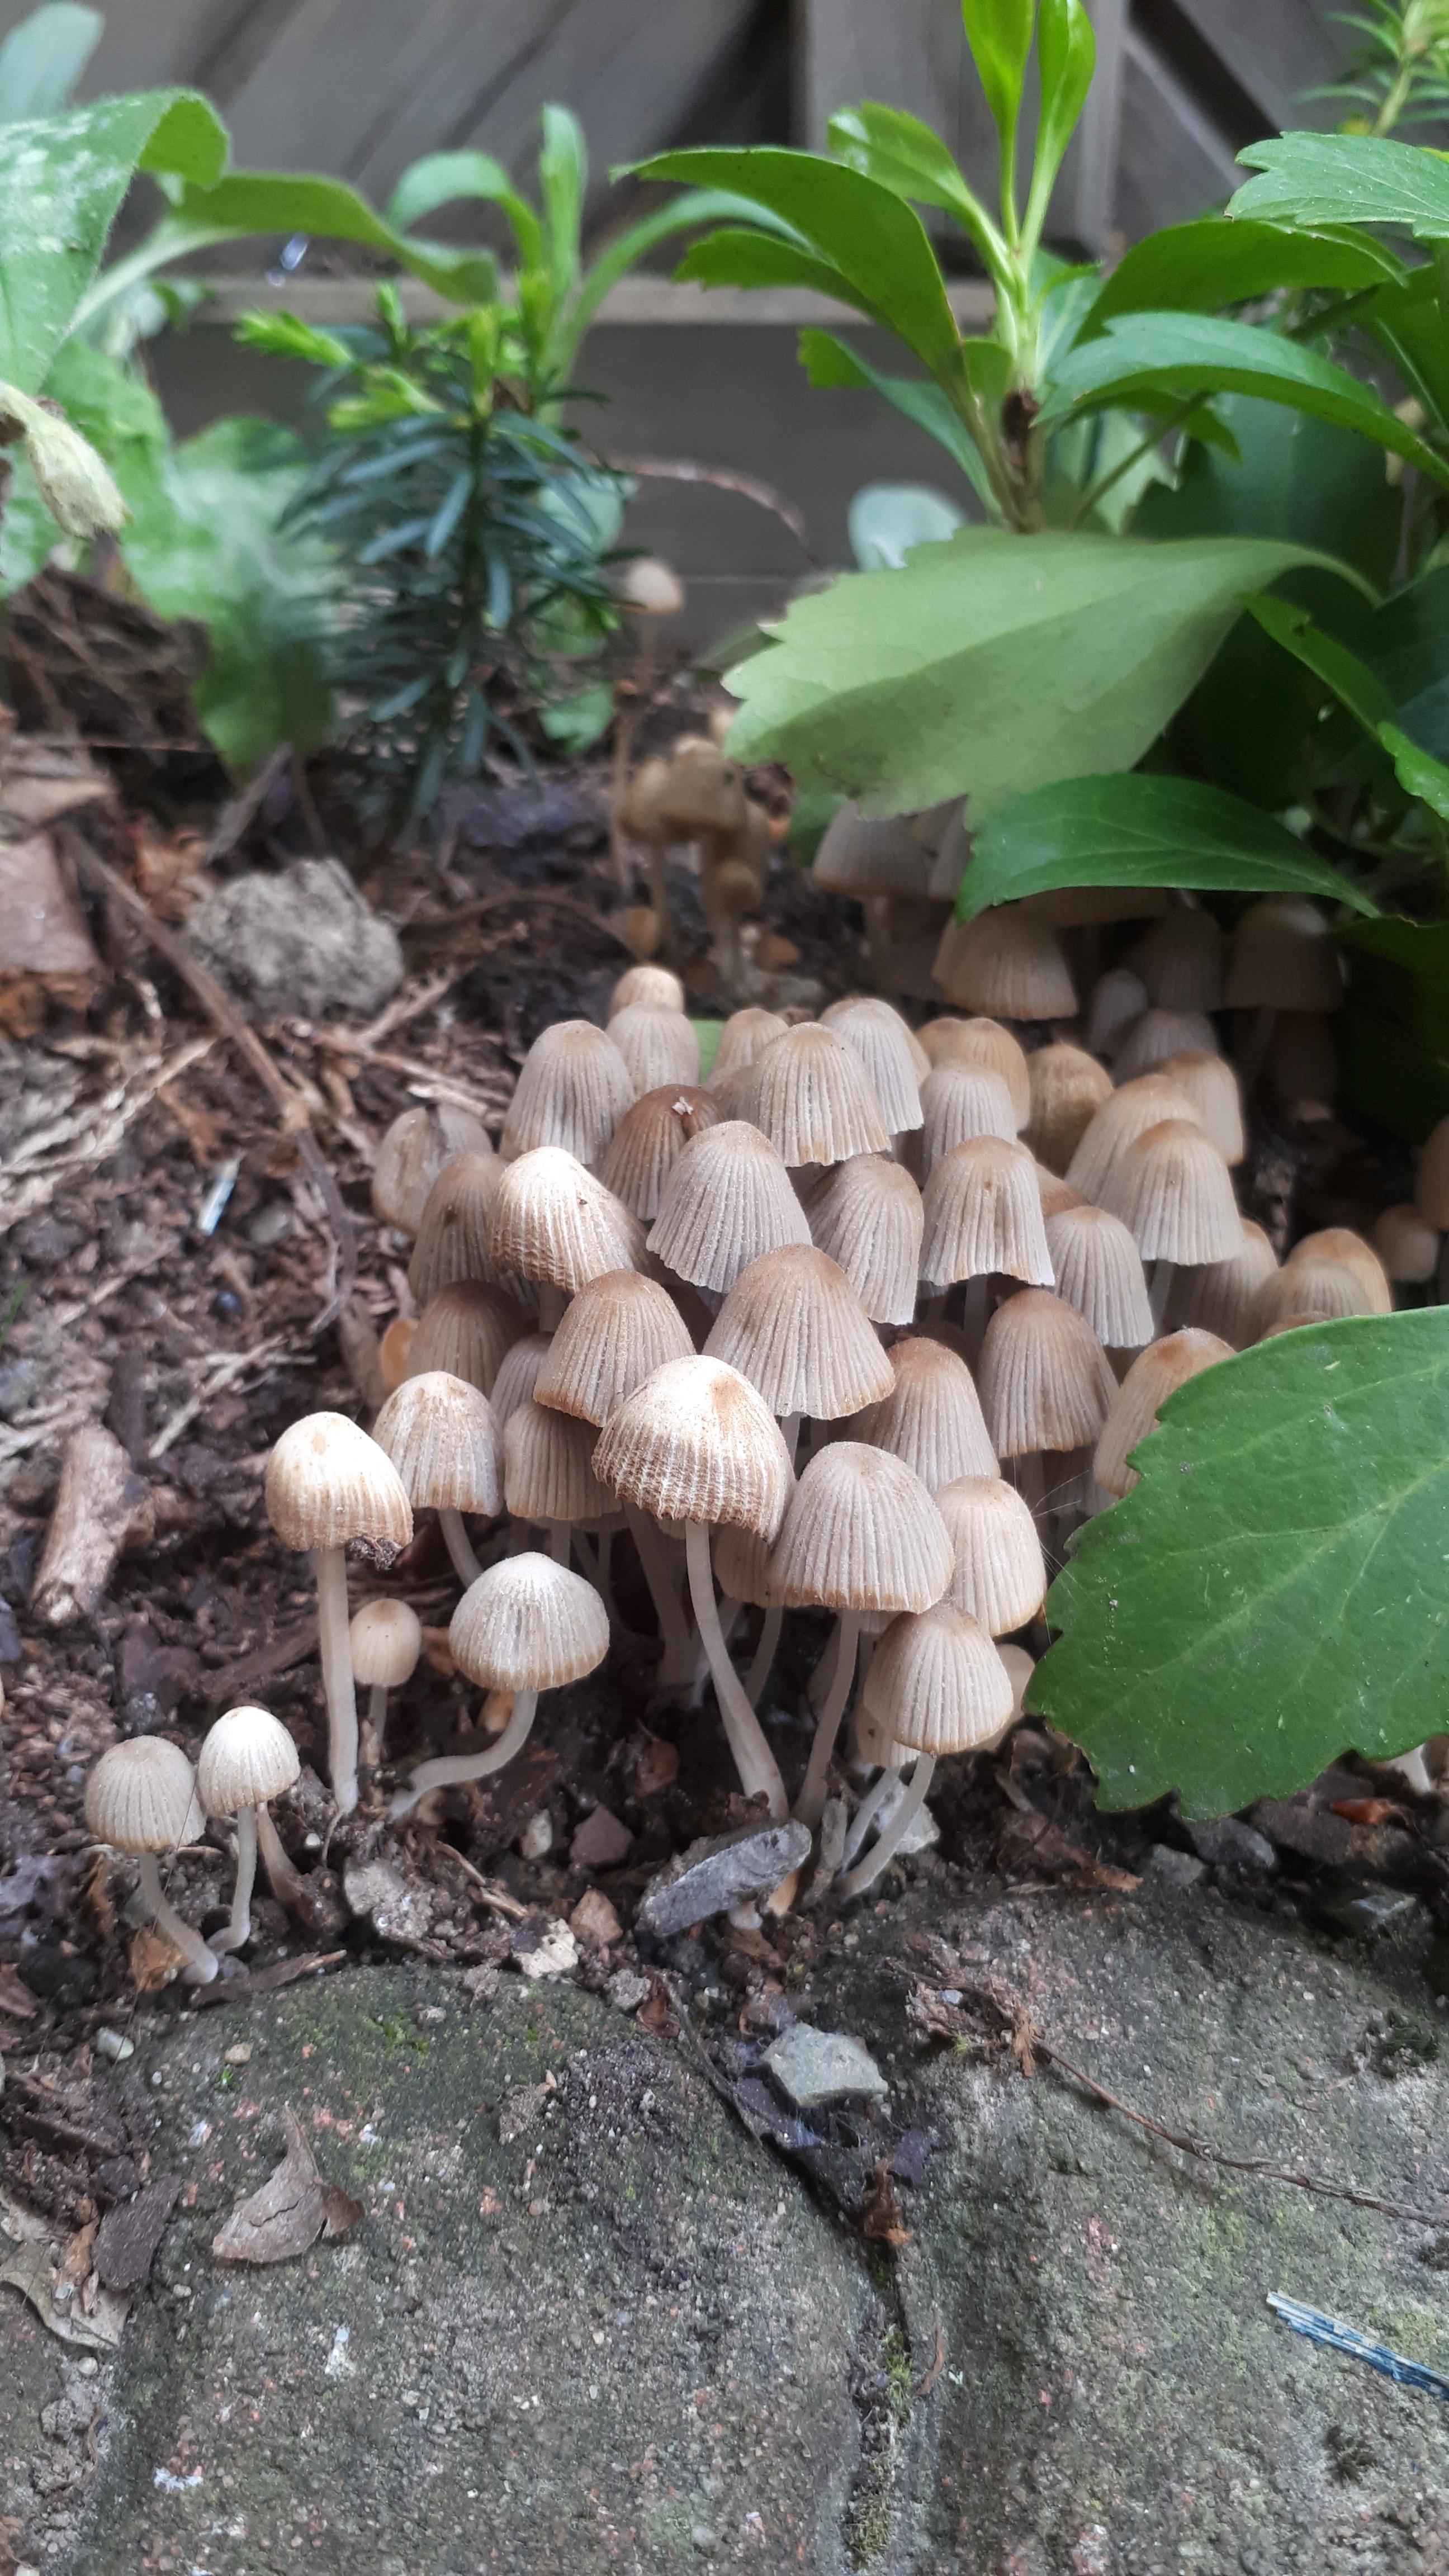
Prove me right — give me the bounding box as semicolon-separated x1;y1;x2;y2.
95;2029;133;2063
223;2043;251;2066
519;1811;553;1860
248;1201;294;1248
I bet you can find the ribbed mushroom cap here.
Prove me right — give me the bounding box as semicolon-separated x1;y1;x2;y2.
823;993;930;1080
921;1135;1053;1290
491;1330;552;1424
936;1476;1046;1635
1038;1167;1086;1219
372;1103;491;1236
1256;1253;1375;1332
1286;1227;1391;1315
817;998;925;1131
1066;1074;1202;1202
1158;1049;1244;1166
1164;1220;1278;1349
709;1007;789;1093
741;1023;890;1168
853;1333;997;1488
704;1244;894;1420
449;1551;609;1692
1100;1119;1244;1265
714;1520;774;1608
1417;1116;1449;1228
500;1020;635;1166
265;1413;414;1558
809;1153;924;1327
648;1120;811;1293
863;1601;1015;1756
489;1147;644;1292
598;1084;722;1221
766;1442;953;1613
978;1290;1116;1457
997;1641;1035;1722
86;1736;204;1852
1225;896;1344;1013
1136;907;1225;1012
1258;1310;1323;1341
1025;1043;1113;1175
593;1355;793;1537
1113;1007;1219;1083
920;1016;1030;1125
535;1270;694;1425
1373;1201;1439;1284
932;908;1076;1020
349;1597;423;1690
407;1153;504;1304
1045;1203;1154;1348
919;1061;1018;1172
607;1003;701;1097
505;1399;612;1526
408;1281;527;1396
197;1706;301;1816
813;801;933;897
1095;1328;1233;1497
373;1370;503;1514
609;963;685;1017
1086;965;1149;1060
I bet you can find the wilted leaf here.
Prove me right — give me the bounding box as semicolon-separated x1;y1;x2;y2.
0;1966;36;2019
0;2227;128;2347
212;2107;359;2265
129;1924;184;1991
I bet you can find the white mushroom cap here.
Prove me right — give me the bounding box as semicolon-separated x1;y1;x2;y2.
264;1413;414;1559
449;1551;609;1690
349;1598;425;1690
197;1706;301;1816
85;1736;203;1852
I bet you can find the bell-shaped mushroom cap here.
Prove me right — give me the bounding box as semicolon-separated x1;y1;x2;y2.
1113;1007;1219;1084
919;1062;1018;1172
619;556;685;618
1164;1221;1278;1349
1417;1115;1449;1229
863;1600;1015;1756
373;1370;503;1515
1135;906;1225;1013
741;1023;890;1167
536;1270;694;1424
265;1413;414;1557
823;993;930;1077
1026;883;1171;927
349;1597;423;1690
932;908;1076;1020
607;1003;701;1096
408;1281;527;1396
609;962;685;1017
713;1520;774;1607
1025;1043;1113;1175
505;1398;613;1526
491;1329;553;1424
500;1019;635;1166
813;801;933;897
488;1147;645;1292
653;738;748;835
599;1084;722;1220
380;1315;416;1394
1045;1203;1153;1349
921;1135;1053;1290
1286;1227;1392;1315
853;1333;997;1488
372;1103;491;1237
817;998;925;1132
593;1355;793;1538
1158;1049;1244;1167
648;1120;811;1293
1373;1201;1439;1284
1086;964;1149;1060
709;1007;790;1093
1225;896;1344;1014
997;1641;1034;1722
936;1476;1046;1635
767;1442;953;1614
978;1290;1116;1457
808;1153;924;1328
86;1736;202;1852
406;1153;504;1304
1094;1327;1233;1497
704;1245;894;1420
1100;1119;1244;1265
920;1015;1030;1126
197;1705;301;1816
1256;1251;1377;1332
449;1551;609;1692
1066;1073;1202;1202
1038;1167;1086;1220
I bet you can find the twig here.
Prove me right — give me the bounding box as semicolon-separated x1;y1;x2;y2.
205;1615;321;1704
433;1841;529;1917
913;2324;948;2399
613;455;816;560
345;968;469;1050
405;888;638;953
314;1033;509;1120
206;745;291;868
148;1339;298;1461
190;1949;348;2008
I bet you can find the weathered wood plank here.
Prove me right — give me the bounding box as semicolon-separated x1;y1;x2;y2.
1113;28;1242;239
1166;0;1343;133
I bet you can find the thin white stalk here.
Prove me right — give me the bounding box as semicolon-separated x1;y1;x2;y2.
780;1413;801;1469
441;1506;484;1587
693;1600;743;1708
390;1688;539;1819
211;1806;258;1955
685;1521;788;1821
547;1519;570;1565
315;1544;359;1815
626;1502;697;1688
840;1768;894;1868
963;1274;991;1366
137;1849;217;1984
255;1803;307;1910
744;1604;783;1708
1149;1258;1175;1333
363;1678;390;1765
808;1618;841;1712
794;1612;861;1828
836;1754;936;1898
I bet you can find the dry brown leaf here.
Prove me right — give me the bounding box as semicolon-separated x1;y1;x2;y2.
0;2231;129;2348
996;1808;1139;1892
129;1925;185;1991
861;2160;911;2249
0;1966;36;2019
212;2108;361;2265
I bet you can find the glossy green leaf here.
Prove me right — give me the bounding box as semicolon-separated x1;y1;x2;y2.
960;0;1035;143
1033;1311;1449;1817
1380;719;1449;818
1243;594;1396;733
1081;216;1401;338
386;150;542;271
538;103;586;303
960;771;1376;915
1033;0;1096;213
676;228;856;305
1363;567;1449;756
797;328;995;507
1132;397;1402;591
171;171;496;306
725;527;1363;817
0;4;100;121
1232;129;1449;240
827;101;982;225
1366;265;1449;433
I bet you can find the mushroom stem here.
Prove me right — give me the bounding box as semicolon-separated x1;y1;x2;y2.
626;1503;698;1689
963;1275;991;1366
780;1413;801;1469
744;1604;783;1708
840;1767;896;1869
808;1616;841;1712
364;1679;390;1764
390;1688;540;1819
315;1544;360;1815
1237;1004;1277;1095
836;1754;936;1898
684;1521;788;1821
255;1803;309;1911
136;1851;219;1984
212;1806;258;1955
794;1612;861;1829
440;1506;484;1587
1149;1258;1176;1333
547;1519;571;1566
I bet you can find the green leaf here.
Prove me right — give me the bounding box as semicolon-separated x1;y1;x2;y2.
1339;915;1449;1139
1034;1311;1449;1817
693;1017;725;1081
726;527;1366;817
798;328;995;508
1363;567;1449;756
1379;718;1449;817
0;4;101;122
539;679;612;754
559;190;772;367
235;309;354;368
1366;264;1449;434
678;228;856;304
1232;129;1449;240
826;101;1003;270
1132;397;1401;593
537;104;586;305
1041;311;1449;489
1242;593;1396;734
848;481;964;569
960;771;1377;915
171;171;496;306
1081;216;1401;338
1032;0;1096;215
960;0;1035;144
386;149;543;272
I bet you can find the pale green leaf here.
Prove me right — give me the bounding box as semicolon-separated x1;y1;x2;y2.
960;0;1034;143
1380;719;1449;818
171;171;496;306
961;772;1377;915
1080;215;1401;337
1033;0;1096;212
1232;129;1449;240
1243;593;1396;734
677;229;855;305
849;481;964;570
797;327;995;506
0;4;101;122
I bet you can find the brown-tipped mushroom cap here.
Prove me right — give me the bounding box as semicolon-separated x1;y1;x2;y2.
450;1551;609;1691
535;1270;694;1425
1164;1220;1278;1348
1038;1167;1086;1220
714;1519;774;1607
609;962;685;1017
593;1355;792;1537
977;1290;1115;1457
500;1020;635;1166
653;738;748;836
86;1736;203;1851
808;1153;924;1328
607;1003;700;1096
704;1245;894;1420
823;993;930;1080
1066;1074;1203;1202
1100;1119;1244;1265
741;1022;890;1167
505;1398;612;1526
1225;896;1344;1012
489;1147;645;1292
349;1598;423;1690
932;908;1076;1020
1416;1116;1449;1229
372;1103;491;1237
1094;1328;1233;1497
708;1007;789;1094
1373;1201;1439;1284
1086;965;1149;1060
1135;907;1225;1013
863;1601;1015;1755
1025;1043;1113;1175
408;1281;528;1396
491;1330;553;1424
1158;1049;1244;1166
817;998;925;1132
373;1370;503;1515
197;1706;301;1816
853;1333;997;1489
265;1413;413;1557
918;1061;1019;1172
921;1015;1030;1126
1113;1007;1218;1083
936;1476;1046;1634
380;1315;416;1393
407;1153;504;1305
1256;1251;1377;1332
599;1084;722;1220
1286;1227;1392;1314
921;1135;1054;1290
767;1443;953;1613
813;801;934;897
648;1120;811;1293
1045;1202;1154;1348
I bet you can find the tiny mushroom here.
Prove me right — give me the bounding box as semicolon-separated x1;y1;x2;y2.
197;1704;302;1956
350;1598;424;1762
85;1736;215;1985
392;1552;608;1816
264;1412;414;1816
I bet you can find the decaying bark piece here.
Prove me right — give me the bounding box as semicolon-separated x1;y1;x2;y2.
33;1422;154;1626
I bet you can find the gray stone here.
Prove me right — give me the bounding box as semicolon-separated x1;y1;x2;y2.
636;1818;812;1937
869;1769;941;1856
1314;1882;1423;1939
763;2024;888;2109
606;1968;652;2013
1188;1815;1278;1874
187;858;403;1022
0;1356;42;1418
1143;1840;1208;1888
